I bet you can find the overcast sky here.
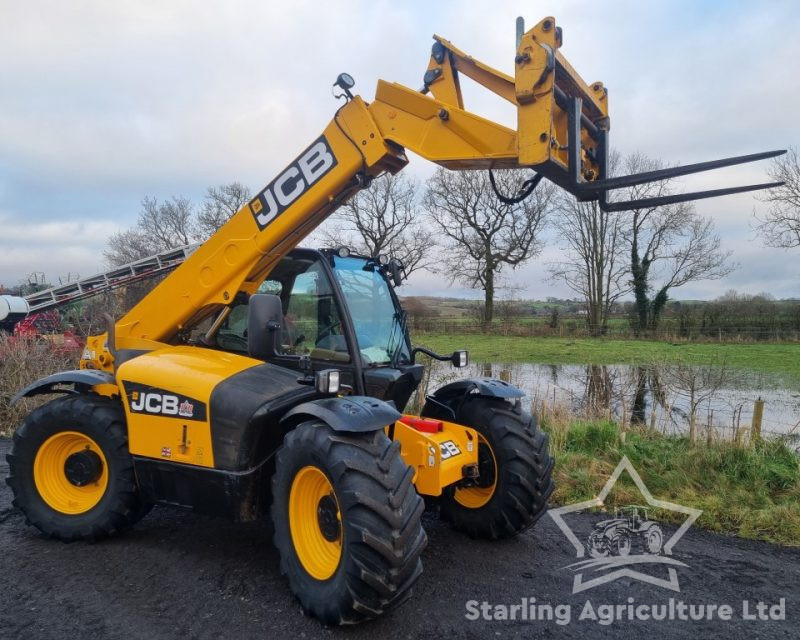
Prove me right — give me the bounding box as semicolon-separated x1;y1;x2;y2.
1;0;798;300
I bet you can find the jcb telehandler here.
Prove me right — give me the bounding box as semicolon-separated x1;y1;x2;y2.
6;16;783;625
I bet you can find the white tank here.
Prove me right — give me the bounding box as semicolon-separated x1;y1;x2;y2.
0;295;30;324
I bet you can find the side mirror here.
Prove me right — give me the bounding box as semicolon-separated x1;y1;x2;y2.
247;294;282;360
451;350;469;368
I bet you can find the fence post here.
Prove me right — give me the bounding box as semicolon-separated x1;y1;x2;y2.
706;409;714;446
750;397;764;445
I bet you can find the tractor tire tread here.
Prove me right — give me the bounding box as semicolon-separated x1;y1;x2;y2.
271;421;427;625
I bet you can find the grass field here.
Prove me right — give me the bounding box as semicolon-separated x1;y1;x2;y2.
544;419;800;546
416;333;800;380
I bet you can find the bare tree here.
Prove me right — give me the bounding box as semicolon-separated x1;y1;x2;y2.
621;154;735;333
105;184;249;266
423;168;552;327
755;147;800;248
103;228;156;266
322;173;433;275
138;196;196;247
197;182;252;239
549;170;628;335
105;196;197;266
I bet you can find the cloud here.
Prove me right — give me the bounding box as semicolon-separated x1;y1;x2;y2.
0;213;120;286
1;0;798;298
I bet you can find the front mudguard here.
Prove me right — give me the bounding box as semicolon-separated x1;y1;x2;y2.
281;395;401;433
421;377;525;420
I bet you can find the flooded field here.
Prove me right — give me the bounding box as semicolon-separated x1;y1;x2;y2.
421;361;800;440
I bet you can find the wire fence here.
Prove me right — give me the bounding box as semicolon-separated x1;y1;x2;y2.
409;315;800;342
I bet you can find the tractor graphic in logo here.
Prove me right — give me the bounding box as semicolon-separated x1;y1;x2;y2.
587;504;664;558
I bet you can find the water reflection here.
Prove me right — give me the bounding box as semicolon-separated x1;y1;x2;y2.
420;361;800;440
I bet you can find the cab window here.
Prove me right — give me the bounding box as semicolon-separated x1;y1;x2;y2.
214;255;350;363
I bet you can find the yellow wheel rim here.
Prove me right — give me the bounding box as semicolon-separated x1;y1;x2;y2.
33;431;109;515
454;434;497;509
288;465;342;580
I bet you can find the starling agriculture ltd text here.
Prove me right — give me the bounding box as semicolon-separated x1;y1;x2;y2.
465;597;786;626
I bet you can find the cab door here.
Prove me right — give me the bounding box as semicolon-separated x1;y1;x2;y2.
265;253;362;390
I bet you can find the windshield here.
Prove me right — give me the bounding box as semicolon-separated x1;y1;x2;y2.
331;255;410;365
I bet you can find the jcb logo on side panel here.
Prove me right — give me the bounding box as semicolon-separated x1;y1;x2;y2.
249;135;338;230
123;382;207;422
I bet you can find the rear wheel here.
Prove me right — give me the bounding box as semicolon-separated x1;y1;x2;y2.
6;394;150;541
433;397;555;539
271;421;427;625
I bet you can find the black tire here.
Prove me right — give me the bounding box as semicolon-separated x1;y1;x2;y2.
5;394;151;541
435;396;555;539
271;421;427;625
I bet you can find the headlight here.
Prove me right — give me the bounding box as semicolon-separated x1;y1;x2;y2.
315;369;341;394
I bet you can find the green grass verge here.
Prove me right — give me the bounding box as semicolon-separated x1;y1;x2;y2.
415;333;800;380
543;419;800;546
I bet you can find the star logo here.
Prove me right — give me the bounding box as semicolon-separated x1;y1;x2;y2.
549;456;702;593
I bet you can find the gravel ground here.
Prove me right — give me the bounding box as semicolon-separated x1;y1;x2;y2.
1;437;798;639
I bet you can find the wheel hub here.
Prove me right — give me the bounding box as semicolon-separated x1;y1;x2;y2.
64;449;104;487
33;431;109;515
317;494;341;542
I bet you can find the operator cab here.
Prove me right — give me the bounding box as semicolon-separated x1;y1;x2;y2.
211;248;423;411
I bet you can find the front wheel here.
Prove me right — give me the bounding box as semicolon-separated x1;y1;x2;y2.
271;421;427;625
434;397;555;539
6;394;150;541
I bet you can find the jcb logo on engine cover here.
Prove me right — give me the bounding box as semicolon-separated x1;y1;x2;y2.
249;135;338;230
122;381;207;422
440;440;461;460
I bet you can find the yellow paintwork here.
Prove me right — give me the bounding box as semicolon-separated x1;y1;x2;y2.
289;465;342;580
370;81;519;168
430;35;517;106
33;431;109;514
117;346;263;468
90;382;120;398
392;417;479;497
515;17;558;166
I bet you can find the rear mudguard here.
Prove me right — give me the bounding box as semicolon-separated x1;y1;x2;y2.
281;396;401;433
10;370;115;405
